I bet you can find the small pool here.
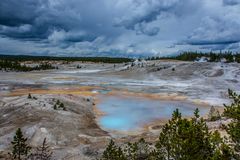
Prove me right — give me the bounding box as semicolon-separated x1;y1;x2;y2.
97;95;209;132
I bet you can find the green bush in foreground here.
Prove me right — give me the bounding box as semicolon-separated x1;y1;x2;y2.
101;140;126;160
223;89;240;159
155;109;233;160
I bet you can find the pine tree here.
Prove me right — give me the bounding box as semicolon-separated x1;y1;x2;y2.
10;128;31;160
208;106;221;121
124;138;150;160
155;109;215;160
223;89;240;159
28;138;52;160
101;140;126;160
210;130;234;160
56;100;60;105
59;103;66;110
59;103;64;108
28;93;32;99
53;104;57;110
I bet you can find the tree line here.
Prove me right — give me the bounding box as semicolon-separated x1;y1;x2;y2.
0;55;133;63
0;60;57;72
146;51;240;63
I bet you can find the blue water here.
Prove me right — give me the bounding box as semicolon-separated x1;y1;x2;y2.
97;96;208;131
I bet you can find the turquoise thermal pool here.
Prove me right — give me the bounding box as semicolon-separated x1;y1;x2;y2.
97;95;209;132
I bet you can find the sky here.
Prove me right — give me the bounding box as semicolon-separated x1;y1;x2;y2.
0;0;240;57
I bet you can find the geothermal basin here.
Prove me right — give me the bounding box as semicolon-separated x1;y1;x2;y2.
96;94;209;132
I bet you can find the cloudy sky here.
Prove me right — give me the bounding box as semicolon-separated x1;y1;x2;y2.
0;0;240;57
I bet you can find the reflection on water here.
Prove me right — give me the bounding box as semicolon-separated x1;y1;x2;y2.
97;96;208;132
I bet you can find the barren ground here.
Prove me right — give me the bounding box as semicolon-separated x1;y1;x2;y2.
0;60;239;159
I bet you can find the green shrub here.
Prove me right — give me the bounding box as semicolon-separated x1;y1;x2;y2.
223;89;240;159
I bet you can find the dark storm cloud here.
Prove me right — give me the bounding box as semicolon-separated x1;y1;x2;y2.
134;23;160;36
0;0;101;42
114;0;201;36
0;0;54;40
185;14;240;50
0;0;240;56
0;0;42;26
223;0;240;5
187;40;240;46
